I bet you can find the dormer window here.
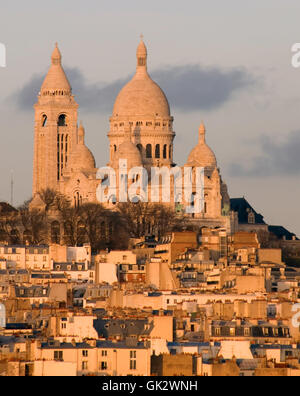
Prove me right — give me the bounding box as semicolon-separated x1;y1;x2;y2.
248;211;255;224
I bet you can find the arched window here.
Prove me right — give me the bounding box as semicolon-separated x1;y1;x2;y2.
169;145;172;160
138;58;146;66
204;194;208;214
163;145;167;159
137;144;142;153
74;191;82;208
114;145;117;152
146;144;152;158
42;114;47;127
248;211;255;224
51;221;61;244
58;114;67;127
155;144;160;159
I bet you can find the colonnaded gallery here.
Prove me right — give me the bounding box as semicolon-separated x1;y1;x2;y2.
30;38;232;230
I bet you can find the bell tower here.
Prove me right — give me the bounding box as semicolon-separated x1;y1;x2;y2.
32;43;78;198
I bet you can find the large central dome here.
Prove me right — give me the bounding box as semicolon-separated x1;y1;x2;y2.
112;38;170;118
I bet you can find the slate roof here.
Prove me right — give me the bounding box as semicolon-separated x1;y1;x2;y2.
93;318;154;339
15;285;50;298
237;359;259;371
230;198;266;224
40;341;93;349
96;340;148;349
268;225;298;241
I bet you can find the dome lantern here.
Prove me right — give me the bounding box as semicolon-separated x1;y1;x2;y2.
136;34;148;75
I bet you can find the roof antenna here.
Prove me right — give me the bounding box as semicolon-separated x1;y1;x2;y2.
10;170;14;207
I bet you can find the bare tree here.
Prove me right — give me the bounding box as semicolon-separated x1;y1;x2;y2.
117;202;186;239
58;205;82;246
38;188;59;213
19;206;47;245
0;202;20;244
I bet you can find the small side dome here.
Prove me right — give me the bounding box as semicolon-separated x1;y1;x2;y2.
67;122;96;172
186;123;217;169
113;125;142;168
68;145;96;171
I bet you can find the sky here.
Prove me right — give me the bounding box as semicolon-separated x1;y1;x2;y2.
0;0;300;235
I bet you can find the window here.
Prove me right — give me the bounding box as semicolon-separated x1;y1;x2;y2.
146;144;152;158
42;114;47;127
155;144;160;159
163;144;167;159
244;328;250;336
130;351;137;359
82;350;88;357
102;350;108;357
230;328;235;336
248;211;255;224
215;327;221;336
61;323;66;329
130;360;137;370
58;114;67;127
54;351;63;361
82;361;88;370
101;361;108;370
138;57;145;66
